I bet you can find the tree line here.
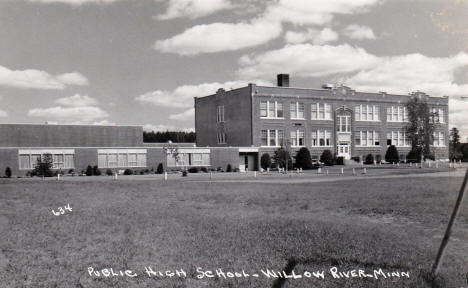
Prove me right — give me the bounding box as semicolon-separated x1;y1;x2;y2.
143;131;196;143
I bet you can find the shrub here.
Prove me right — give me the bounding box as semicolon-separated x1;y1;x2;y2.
233;168;240;172
93;165;101;176
156;163;164;174
335;156;344;166
188;167;199;173
34;153;54;177
295;148;313;169
123;169;133;175
106;169;113;176
424;153;435;161
226;164;232;172
351;156;360;163
68;168;74;174
200;167;208;173
385;145;400;163
320;150;334;166
364;154;374;164
273;147;293;169
406;149;421;163
260;153;271;170
85;165;94;176
217;167;223;172
182;170;188;177
5;167;11;178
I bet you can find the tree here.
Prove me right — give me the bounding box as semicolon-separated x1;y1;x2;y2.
163;142;181;170
34;153;54;177
156;163;164;174
364;154;374;164
260;153;271;170
93;165;101;176
405;97;436;161
5;167;12;178
385;145;399;163
320;150;334;166
273;147;292;169
85;165;94;176
449;127;462;161
295;148;313;169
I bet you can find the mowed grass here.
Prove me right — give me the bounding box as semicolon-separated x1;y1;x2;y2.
0;175;467;288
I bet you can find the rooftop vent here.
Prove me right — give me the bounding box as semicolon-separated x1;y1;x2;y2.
277;74;289;87
322;83;334;89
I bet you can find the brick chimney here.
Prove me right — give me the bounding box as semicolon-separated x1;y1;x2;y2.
277;74;289;87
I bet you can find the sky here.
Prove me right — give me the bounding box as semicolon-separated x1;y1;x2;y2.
0;0;467;137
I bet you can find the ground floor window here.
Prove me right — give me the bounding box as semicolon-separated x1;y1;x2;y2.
432;132;445;147
356;131;380;146
98;149;146;168
311;130;331;147
166;149;210;167
290;130;304;147
18;149;75;170
261;129;284;147
386;131;410;147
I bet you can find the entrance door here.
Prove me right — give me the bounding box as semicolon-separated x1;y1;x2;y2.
337;143;350;159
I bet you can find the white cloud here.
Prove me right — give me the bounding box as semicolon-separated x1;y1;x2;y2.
28;0;120;4
237;43;380;79
169;108;194;121
136;79;271;108
285;28;338;45
154;0;381;55
143;123;194;132
0;65;88;90
343;24;376;40
448;98;468;139
55;94;99;107
0;110;7;117
264;0;382;26
154;18;282;55
28;106;109;122
343;52;468;96
156;0;232;20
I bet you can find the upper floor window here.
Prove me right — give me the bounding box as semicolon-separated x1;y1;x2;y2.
433;132;445;147
355;105;379;121
290;102;305;119
386;106;408;122
386;131;410;147
311;103;332;120
355;131;380;147
217;132;226;144
260;101;284;119
431;108;445;123
337;115;350;132
290;130;305;147
311;130;331;147
217;105;225;122
261;129;284;147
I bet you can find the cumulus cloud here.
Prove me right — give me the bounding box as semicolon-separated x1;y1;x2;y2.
448;98;468;139
136;79;271;108
343;52;468;96
169;108;194;121
285;28;338;45
237;44;380;79
0;65;88;90
156;0;232;20
55;94;99;107
0;110;7;117
154;0;381;55
28;0;120;4
343;24;376;40
154;18;282;55
28;106;109;122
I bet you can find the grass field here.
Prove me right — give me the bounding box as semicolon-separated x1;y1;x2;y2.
0;170;467;287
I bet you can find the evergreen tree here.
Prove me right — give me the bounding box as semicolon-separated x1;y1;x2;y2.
405;97;435;160
295;147;313;169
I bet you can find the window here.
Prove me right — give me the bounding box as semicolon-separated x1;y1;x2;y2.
261;129;284;147
290;102;304;119
433;132;445;147
387;106;408;122
260;100;284;118
386;131;410;147
311;103;332;120
431;108;445;123
337;115;350;132
97;149;147;168
217;132;226;144
18;150;75;170
217;105;225;122
290;130;304;147
356;131;380;147
166;150;210;167
311;130;331;147
355;105;379;121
